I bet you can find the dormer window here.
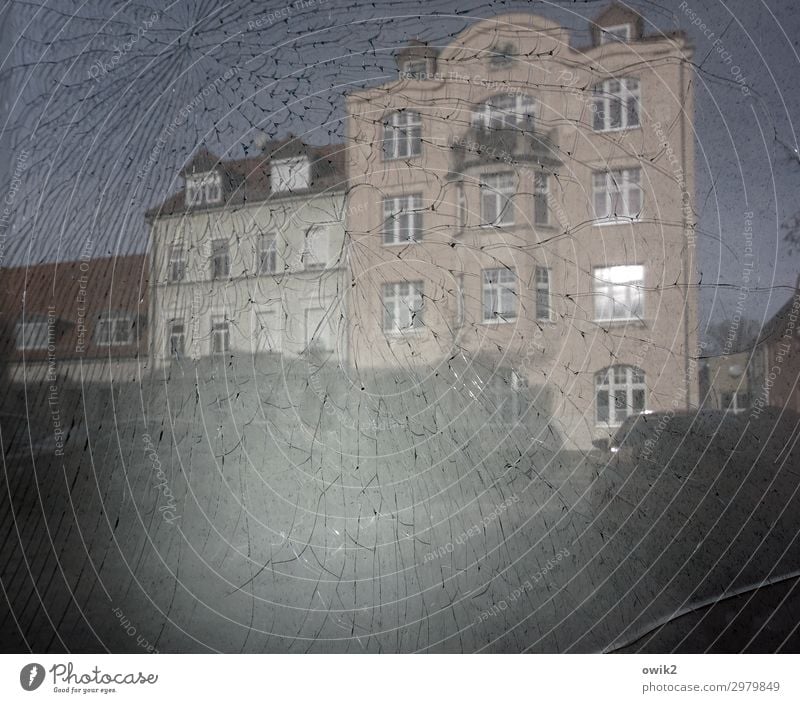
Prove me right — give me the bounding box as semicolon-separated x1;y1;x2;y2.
472;94;535;132
490;42;516;68
271;156;310;194
402;59;428;79
600;24;631;43
185;171;222;207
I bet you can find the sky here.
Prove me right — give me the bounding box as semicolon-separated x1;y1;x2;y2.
0;0;798;334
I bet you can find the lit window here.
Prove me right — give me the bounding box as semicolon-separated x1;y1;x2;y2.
258;234;278;275
534;173;549;225
384;111;422;160
15;319;50;350
382;281;424;334
472;94;535;131
592;78;640;131
535;267;553;322
600;24;632;44
211;317;229;355
480;173;515;226
594;265;644;321
592;168;642;222
94;312;134;346
383;194;423;244
483;268;517;322
185;172;222;207
168;321;185;359
168;244;185;282
596;365;646;425
211;239;230;279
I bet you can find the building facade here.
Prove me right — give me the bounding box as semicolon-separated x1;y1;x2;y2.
344;5;699;449
147;140;347;369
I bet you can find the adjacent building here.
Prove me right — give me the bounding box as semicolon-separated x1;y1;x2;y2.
344;5;699;448
0;253;148;385
146;139;347;368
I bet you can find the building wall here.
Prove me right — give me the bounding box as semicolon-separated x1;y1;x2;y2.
149;191;347;367
345;13;698;449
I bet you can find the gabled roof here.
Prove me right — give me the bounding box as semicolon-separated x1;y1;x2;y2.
146;140;347;220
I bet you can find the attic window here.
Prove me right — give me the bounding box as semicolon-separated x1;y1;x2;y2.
186;172;222;207
401;59;428;79
490;42;516;67
271;156;310;194
600;24;632;43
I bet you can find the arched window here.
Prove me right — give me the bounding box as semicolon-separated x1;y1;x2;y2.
383;111;422;159
595;365;646;425
592;78;640;131
472;93;535;131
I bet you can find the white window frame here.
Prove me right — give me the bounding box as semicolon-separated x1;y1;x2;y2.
535;266;554;322
257;234;278;275
593;264;645;322
94;312;134;346
592;78;640;132
592;168;642;223
167;320;185;359
383;194;423;244
600;24;632;44
595;366;646;426
534;173;549;225
472;93;535;131
480;172;516;227
185;171;222;207
168;244;186;282
211;316;230;356
210;238;230;280
482;268;518;322
382;281;424;335
384;111;422;160
301;226;329;270
15;320;49;350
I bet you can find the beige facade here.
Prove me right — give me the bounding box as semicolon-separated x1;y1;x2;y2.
344;7;699;449
147;143;347;369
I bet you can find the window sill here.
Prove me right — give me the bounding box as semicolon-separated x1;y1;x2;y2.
480;318;517;326
382;239;422;246
383;154;422;163
592;125;642;135
593;218;641;227
383;328;426;340
478;222;516;230
594;318;646;328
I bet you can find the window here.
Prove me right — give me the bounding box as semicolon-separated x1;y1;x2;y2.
94;312;134;346
211;317;229;355
480;173;515;226
535;267;553;321
301;226;328;269
168;244;185;282
383;281;424;334
600;24;632;44
15;320;49;350
534;173;549;225
258;234;278;275
456;183;467;231
472;93;535;131
383;194;423;244
483;268;517;322
271;156;310;194
167;321;185;359
596;366;646;425
489;42;516;68
592;78;640;131
185;171;222;207
594;265;644;321
254;308;281;353
721;391;750;413
402;59;427;78
211;239;230;279
484;371;528;424
592;168;642;222
384;111;421;160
